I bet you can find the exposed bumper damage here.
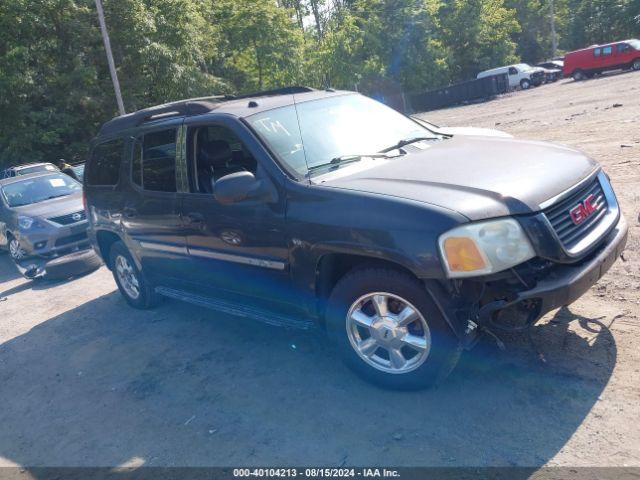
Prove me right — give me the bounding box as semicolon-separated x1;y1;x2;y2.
13;247;103;281
428;214;628;348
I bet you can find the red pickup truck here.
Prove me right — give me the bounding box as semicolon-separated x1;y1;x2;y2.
564;39;640;81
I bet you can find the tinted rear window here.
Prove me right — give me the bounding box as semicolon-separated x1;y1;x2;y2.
87;139;124;186
141;129;177;192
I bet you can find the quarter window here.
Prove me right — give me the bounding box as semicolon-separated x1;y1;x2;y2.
140;129;177;192
594;48;601;57
87;139;124;186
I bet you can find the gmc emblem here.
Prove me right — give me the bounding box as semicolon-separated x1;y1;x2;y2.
569;194;602;225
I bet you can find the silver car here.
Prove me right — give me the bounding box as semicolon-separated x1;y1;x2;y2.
0;172;101;278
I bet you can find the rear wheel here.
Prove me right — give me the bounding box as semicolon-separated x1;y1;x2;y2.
109;241;158;309
325;267;461;390
572;69;587;81
520;79;531;90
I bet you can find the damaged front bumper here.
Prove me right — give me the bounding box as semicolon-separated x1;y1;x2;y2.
429;214;628;346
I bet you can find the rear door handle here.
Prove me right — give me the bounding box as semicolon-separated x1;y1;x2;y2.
123;207;137;218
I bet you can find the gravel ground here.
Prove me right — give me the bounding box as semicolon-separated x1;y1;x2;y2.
0;71;639;469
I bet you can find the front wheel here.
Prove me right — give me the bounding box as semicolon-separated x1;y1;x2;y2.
520;79;531;90
8;236;26;261
325;268;461;390
109;241;158;309
632;59;640;71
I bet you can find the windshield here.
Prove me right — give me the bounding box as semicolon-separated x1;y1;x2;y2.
247;94;436;176
629;39;640;50
17;164;58;175
1;173;81;207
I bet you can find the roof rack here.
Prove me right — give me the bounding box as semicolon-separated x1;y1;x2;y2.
98;95;229;137
97;87;317;137
230;86;316;100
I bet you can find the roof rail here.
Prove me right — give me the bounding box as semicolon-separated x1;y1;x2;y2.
231;86;316;100
97;95;229;137
96;87;316;137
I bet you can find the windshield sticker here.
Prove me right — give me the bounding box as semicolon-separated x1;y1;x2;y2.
49;178;65;187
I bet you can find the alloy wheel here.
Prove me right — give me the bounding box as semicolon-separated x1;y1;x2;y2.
346;292;431;374
9;238;25;261
115;255;140;300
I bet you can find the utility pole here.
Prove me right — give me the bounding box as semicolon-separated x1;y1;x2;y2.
550;0;558;58
95;0;125;116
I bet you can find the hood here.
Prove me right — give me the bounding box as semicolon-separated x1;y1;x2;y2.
437;126;513;139
13;192;84;219
315;136;598;221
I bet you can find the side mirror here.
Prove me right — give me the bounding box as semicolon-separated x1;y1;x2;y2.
213;171;275;205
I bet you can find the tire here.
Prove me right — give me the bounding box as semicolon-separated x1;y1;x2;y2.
325;267;461;390
572;70;587;81
8;235;26;261
520;79;531;90
109;241;158;309
632;59;640;71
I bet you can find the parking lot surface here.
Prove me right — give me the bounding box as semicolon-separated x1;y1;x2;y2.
0;72;639;468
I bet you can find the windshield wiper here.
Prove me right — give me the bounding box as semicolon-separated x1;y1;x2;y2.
308;153;395;172
32;193;70;204
380;136;438;152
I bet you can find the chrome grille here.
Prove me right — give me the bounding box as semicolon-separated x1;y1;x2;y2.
543;177;608;250
49;210;86;225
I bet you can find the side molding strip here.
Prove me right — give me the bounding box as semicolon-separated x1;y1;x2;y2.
188;247;286;271
139;241;188;255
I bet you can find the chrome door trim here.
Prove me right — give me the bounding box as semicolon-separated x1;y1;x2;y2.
139;241;188;255
188;247;286;271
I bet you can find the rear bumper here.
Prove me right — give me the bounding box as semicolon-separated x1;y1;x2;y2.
479;214;628;325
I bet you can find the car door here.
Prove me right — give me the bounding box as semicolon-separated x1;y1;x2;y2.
121;122;190;284
508;67;519;88
600;45;615;68
179;115;298;311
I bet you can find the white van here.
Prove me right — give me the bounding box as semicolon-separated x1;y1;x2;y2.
477;63;546;90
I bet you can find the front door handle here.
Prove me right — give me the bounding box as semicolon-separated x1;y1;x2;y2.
184;212;204;225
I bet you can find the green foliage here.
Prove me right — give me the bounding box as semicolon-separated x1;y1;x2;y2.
1;0;638;167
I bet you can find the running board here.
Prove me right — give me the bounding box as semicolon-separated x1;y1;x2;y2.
154;286;316;330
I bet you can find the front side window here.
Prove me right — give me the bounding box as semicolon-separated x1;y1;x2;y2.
617;43;630;53
508;67;518;75
140;129;177;192
189;125;258;194
87;139;124;186
1;173;81;207
247;94;436;176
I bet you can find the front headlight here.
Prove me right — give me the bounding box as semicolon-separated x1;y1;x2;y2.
439;218;535;278
18;215;35;230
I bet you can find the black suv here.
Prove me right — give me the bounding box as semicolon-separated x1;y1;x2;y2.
85;87;627;389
